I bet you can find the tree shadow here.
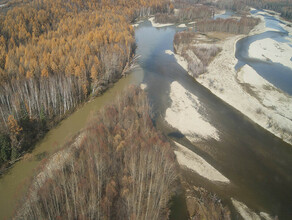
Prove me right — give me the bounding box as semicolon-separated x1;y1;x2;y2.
168;131;185;139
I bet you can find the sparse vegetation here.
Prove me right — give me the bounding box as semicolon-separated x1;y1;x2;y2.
174;31;221;77
182;180;231;220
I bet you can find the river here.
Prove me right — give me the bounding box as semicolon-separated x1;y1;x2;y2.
135;19;292;218
236;9;292;95
1;14;292;219
0;73;143;219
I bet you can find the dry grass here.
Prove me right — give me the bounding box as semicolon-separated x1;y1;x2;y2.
206;32;235;40
174;31;222;77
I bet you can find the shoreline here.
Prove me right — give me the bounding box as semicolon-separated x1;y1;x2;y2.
148;17;174;28
173;10;292;145
174;141;229;183
165;81;220;142
0;67;141;220
0;72;129;175
15;133;84;218
231;198;273;220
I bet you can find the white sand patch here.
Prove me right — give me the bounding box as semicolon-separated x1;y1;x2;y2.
174;54;188;71
132;23;139;27
249;38;292;69
237;65;267;86
188;21;196;25
148;17;174;28
178;24;187;28
165;81;219;142
140;83;147;90
260;212;273;220
194;20;292;144
231;199;261;220
165;49;174;55
174;141;229;183
165;50;189;71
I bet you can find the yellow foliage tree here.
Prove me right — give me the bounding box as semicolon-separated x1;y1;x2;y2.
90;65;99;82
41;67;49;78
7;115;22;135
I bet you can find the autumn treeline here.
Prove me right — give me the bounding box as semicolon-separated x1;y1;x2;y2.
16;86;179;220
0;0;170;166
154;4;212;23
196;16;260;34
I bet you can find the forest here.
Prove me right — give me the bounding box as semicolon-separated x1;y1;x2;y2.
0;0;170;168
196;16;260;34
15;86;179;219
154;4;213;23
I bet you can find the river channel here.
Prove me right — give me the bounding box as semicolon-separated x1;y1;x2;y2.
0;14;292;219
136;19;292;219
236;9;292;95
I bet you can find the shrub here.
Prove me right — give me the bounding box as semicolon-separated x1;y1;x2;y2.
0;134;11;163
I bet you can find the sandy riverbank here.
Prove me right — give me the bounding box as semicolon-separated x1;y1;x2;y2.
15;133;84;217
148;17;174;28
165;81;219;142
173;10;292;145
231;198;273;220
249;38;292;69
174;141;229;183
249;9;292;70
178;23;187;28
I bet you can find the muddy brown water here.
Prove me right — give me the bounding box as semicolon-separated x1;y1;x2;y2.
0;71;143;219
1;18;292;219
